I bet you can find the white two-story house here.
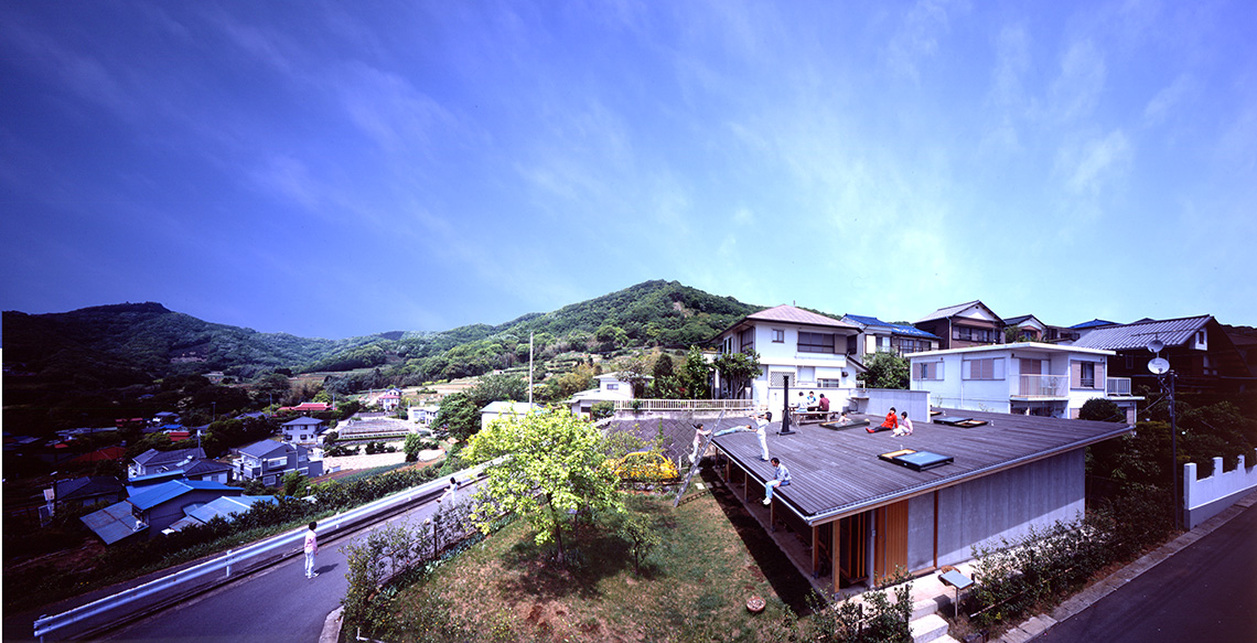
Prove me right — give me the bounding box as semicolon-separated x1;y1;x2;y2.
713;305;862;412
907;342;1143;421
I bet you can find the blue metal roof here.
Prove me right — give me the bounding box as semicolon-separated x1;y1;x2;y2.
844;314;939;339
1070;319;1118;330
127;480;236;511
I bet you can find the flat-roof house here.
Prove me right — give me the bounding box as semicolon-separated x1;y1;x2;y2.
480;401;544;431
235;439;322;486
568;373;639;418
709;409;1131;593
907;342;1143;421
915;301;1004;350
713;305;862;411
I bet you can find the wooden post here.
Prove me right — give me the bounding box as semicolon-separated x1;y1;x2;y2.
831;519;841;594
811;525;819;578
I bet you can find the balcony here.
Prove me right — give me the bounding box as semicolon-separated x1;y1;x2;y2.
1017;375;1068;398
1106;377;1133;396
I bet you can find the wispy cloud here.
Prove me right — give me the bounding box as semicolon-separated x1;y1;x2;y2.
1058;129;1131;195
1047;39;1107;123
884;0;965;81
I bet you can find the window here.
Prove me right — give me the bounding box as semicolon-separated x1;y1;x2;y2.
739;328;755;353
818;378;842;388
772;329;784;343
963;357;1004;380
1080;362;1095;388
954;326;997;343
877;336;892;352
266;456;287;469
915;361;944;380
898;338;929;355
798;332;836;354
606;383;619;390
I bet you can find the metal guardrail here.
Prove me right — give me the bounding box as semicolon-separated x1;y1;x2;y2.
33;462;492;641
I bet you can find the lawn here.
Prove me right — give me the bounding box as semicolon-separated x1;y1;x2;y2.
383;475;817;642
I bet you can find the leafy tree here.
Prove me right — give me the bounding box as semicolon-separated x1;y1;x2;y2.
466;373;526;407
675;346;712;399
1080;398;1125;423
282;471;309;497
712;350;762;399
652;353;674;379
403;433;424;462
540;363;596;403
462;408;622;565
612;354;652;397
862;352;909;389
591;400;615;420
434;393;481;442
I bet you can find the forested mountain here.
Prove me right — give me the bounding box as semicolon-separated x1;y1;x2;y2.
2;281;764;433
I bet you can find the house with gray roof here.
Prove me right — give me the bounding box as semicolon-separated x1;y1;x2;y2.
128;446;206;479
281;416;328;446
709;408;1132;595
914;300;1005;350
235;439;322;486
1069;315;1251;395
167;494;278;533
713;305;863;411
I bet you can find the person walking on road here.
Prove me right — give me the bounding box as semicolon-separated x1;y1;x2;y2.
304;521;319;579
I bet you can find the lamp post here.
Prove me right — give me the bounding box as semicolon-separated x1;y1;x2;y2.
1147;340;1180;531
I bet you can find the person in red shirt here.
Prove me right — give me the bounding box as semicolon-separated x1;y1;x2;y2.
869;407;899;433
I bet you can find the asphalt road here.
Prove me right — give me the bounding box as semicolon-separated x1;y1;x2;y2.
99;487;470;643
1039;501;1257;643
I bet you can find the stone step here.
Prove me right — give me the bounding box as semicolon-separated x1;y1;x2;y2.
910;613;950;643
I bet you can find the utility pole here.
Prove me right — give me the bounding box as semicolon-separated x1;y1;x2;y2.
529;331;534;406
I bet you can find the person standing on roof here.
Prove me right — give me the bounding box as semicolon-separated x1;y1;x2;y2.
762;457;792;505
751;411;771;461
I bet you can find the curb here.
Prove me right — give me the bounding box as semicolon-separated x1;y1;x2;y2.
996;488;1257;642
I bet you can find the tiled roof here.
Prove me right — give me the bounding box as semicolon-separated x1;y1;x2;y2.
746;305;859;330
843;314;940;339
239;439;290;459
1070;319;1119;330
1070;316;1212;351
915;300;1002;324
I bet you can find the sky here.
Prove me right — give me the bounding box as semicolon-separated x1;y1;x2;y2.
2;0;1255;340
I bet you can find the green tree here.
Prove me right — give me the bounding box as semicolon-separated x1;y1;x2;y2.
541;363;596;402
462;408;622;565
466;373;526;407
862;352;909;389
712;350;762;399
676;346;712;399
282;471;308;497
1080;398;1125;423
434;392;481;442
403;433;424;462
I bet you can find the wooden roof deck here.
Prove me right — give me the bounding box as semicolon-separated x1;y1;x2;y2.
710;409;1132;526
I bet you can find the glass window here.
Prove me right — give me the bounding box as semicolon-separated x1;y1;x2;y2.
915;361;944;380
798;332;836;354
963;357;1004;380
739;328;755;353
1080;362;1095;388
772;329;784;343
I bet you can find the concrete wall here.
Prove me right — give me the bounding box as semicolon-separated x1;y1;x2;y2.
1184;456;1257;529
907;493;937;571
933;449;1086;567
849;388;930;424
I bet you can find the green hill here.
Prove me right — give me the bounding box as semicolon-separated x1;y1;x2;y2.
2;281;763;433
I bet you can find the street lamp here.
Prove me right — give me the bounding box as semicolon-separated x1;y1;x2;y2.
1147;339;1180;531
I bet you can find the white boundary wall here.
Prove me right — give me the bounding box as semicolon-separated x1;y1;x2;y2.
1184;455;1257;529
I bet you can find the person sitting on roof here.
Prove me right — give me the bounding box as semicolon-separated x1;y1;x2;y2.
762;457;792;505
806;391;817;410
869;407;898;433
893;411;914;437
818;394;830;413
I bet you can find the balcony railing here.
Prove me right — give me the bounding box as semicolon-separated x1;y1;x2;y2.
1106;377;1132;396
613;399;756;413
1017;375;1068;397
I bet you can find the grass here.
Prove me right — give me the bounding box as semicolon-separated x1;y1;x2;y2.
384;481;813;642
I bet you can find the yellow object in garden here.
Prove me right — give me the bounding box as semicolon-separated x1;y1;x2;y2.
602;450;680;482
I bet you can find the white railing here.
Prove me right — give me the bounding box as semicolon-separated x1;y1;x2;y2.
1106;377;1132;396
613;399;756;413
32;462;492;641
1017;375;1068;397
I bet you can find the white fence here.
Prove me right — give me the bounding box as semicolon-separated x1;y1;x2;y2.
33;463;491;641
1183;455;1257;529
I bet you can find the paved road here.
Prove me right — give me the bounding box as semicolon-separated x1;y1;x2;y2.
101;487;473;643
1039;501;1257;643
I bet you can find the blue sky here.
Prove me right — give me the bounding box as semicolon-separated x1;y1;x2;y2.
2;1;1254;340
